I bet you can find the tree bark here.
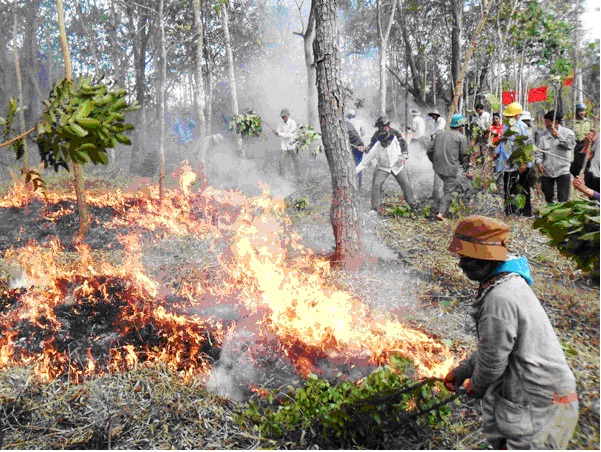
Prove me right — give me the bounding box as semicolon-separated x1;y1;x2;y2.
313;0;362;270
56;0;90;239
303;5;317;126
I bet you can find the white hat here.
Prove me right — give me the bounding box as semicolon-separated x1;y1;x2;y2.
520;111;533;121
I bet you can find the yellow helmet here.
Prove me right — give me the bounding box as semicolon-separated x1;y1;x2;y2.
503;102;523;117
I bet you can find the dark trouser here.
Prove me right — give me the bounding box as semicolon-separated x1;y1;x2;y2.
570;141;586;177
503;168;535;216
435;173;459;215
585;171;600;193
353;149;363;188
371;168;417;211
541;174;571;204
278;148;301;178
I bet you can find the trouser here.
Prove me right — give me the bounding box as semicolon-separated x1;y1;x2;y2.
570;141;587;177
541;174;571;204
431;173;443;209
435;173;459;215
353;149;364;188
481;381;579;450
585;171;600;193
503;168;535;216
371;168;417;211
278;148;301;178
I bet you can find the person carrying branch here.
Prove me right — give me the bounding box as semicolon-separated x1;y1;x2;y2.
273;108;301;179
357;116;417;213
445;215;579;450
346;118;366;189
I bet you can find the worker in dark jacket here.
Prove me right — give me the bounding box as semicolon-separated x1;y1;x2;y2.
445;215;579;450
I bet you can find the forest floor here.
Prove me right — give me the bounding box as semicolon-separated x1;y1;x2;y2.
0;143;599;449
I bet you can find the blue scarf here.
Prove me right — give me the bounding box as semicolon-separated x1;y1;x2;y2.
490;256;533;285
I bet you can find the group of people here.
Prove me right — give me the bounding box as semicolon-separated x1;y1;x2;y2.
272;102;599;221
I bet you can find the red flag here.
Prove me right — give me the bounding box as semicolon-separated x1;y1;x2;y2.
528;86;548;103
502;91;516;105
563;77;574;87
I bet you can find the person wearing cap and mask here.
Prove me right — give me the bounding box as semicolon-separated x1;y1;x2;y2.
357;116;417;213
273;108;301;179
535;110;576;204
426;113;469;221
570;103;594;178
495;102;535;216
427;109;446;141
445;215;579;450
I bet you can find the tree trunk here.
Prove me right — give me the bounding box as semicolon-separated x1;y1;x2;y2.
193;0;208;164
313;0;361;270
376;0;398;115
12;4;29;172
128;5;152;173
56;0;90;239
450;0;463;102
304;5;318;126
446;0;495;128
157;0;166;202
220;4;243;157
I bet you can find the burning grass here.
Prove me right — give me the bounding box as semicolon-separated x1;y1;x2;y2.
0;164;465;448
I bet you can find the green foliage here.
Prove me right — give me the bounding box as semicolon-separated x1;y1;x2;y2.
482;92;501;112
1;98;25;160
36;77;138;172
228;112;262;137
295;124;322;155
533;200;600;277
286;196;309;211
384;202;413;218
239;357;454;447
498;117;536;169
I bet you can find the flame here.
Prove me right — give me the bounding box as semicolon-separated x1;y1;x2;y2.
0;164;457;385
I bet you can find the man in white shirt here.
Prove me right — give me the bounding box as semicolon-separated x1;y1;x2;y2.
408;108;426;151
273;108;300;178
356;120;417;213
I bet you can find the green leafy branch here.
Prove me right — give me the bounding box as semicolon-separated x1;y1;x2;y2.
228;112;263;137
36;77;138;172
533;200;600;278
295;124;322;155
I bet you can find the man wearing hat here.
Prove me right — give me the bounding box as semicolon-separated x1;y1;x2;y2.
273;108;301;179
426;113;469;221
536;110;576;204
427;109;446;140
570;103;594;177
357;116;417;213
445;215;579;449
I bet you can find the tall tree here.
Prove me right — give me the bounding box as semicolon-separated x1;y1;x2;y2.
313;0;361;270
219;1;243;157
56;0;90;239
193;0;208;163
157;0;166;201
293;0;317;126
12;3;28;172
376;0;398;115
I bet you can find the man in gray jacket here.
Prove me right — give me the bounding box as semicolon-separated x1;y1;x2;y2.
427;114;469;221
445;215;579;449
536;110;576;203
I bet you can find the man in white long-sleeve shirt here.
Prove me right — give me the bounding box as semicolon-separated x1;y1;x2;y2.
273;108;301;178
356;118;417;213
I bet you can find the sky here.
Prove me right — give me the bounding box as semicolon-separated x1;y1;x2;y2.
583;0;601;41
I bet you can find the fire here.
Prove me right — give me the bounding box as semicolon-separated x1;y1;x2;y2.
0;164;456;388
